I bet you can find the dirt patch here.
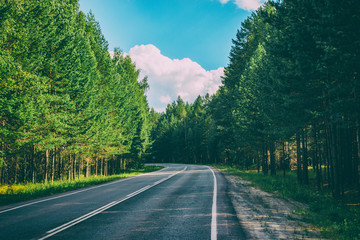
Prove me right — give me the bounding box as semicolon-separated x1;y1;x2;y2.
223;173;322;239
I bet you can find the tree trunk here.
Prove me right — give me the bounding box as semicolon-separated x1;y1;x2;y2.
78;158;82;179
95;157;98;176
52;148;55;183
330;122;340;198
302;129;309;185
32;145;36;183
24;153;27;183
112;155;116;175
45;150;49;182
356;123;360;190
281;141;286;176
68;155;71;181
58;149;62;180
270;141;276;176
296;132;302;184
101;158;104;176
14;157;18;184
325;126;332;188
262;141;268;175
86;159;91;177
120;157;123;171
313;124;322;190
73;154;76;180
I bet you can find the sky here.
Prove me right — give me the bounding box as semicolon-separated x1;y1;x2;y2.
78;0;264;112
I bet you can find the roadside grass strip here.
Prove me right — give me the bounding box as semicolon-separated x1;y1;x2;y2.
0;165;164;209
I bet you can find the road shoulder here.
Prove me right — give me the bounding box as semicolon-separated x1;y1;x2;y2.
220;171;322;239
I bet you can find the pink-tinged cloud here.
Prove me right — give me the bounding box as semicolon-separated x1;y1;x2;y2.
219;0;264;11
128;44;224;112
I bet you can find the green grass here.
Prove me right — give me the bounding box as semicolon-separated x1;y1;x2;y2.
0;165;163;206
214;165;360;240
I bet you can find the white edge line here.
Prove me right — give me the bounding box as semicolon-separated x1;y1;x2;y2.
38;166;187;240
208;166;218;240
0;166;169;214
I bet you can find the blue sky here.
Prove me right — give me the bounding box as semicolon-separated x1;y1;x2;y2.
78;0;264;111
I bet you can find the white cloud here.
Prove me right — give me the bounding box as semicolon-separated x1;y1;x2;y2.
159;95;172;104
219;0;264;11
128;44;224;112
234;0;263;10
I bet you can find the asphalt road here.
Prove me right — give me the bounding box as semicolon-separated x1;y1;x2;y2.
0;164;246;240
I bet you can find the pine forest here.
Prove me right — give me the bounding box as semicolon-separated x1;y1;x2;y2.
1;0;360;200
151;0;360;199
0;0;152;184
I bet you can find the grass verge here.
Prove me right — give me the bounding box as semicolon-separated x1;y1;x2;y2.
0;165;163;206
214;164;360;240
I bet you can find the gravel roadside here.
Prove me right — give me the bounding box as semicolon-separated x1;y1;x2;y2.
221;171;322;239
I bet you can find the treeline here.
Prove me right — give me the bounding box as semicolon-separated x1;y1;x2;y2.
0;0;152;184
151;96;217;164
152;0;360;198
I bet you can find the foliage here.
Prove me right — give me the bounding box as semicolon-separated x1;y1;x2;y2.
152;0;360;197
150;95;217;164
0;0;153;185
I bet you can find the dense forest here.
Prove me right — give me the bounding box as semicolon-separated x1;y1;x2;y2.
1;0;360;200
151;0;360;198
0;0;152;184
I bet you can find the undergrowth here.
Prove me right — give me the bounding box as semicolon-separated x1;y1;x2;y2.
215;165;360;240
0;165;163;206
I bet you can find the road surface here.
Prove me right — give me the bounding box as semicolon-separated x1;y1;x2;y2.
0;164;246;239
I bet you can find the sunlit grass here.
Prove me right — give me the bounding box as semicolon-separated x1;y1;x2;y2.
0;165;163;206
214;164;360;240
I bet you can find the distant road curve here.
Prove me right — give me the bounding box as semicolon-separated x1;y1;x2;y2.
0;164;246;240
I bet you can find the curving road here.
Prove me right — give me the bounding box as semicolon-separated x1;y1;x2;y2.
0;164;246;240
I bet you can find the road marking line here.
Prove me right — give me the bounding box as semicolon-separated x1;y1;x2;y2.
38;166;187;240
126;185;151;197
46;201;118;234
0;166;169;214
208;166;218;240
